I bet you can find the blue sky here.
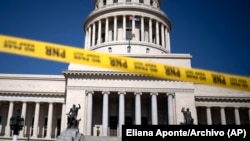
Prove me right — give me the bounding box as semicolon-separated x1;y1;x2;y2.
0;0;249;77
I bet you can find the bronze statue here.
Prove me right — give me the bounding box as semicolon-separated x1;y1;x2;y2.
66;104;81;129
181;107;194;125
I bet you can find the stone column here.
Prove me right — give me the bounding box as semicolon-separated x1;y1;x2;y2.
86;91;94;136
88;26;92;47
234;107;240;125
99;0;103;7
220;107;226;125
167;93;174;124
165;28;170;52
84;29;88;48
92;23;96;46
102;91;110;136
114;16;117;41
206;107;212;125
46;103;53;139
156;21;159;45
98;20;102;44
118;91;126;136
105;18;109;42
132;15;135;40
151;92;158;125
5;101;14;137
19;102;27;137
123;15;126;40
60;103;66;133
149;18;152;43
161;24;165;48
134;92;142;125
141;16;144;41
32;102;40;138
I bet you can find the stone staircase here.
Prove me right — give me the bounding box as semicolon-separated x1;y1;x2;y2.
56;128;121;141
81;136;121;141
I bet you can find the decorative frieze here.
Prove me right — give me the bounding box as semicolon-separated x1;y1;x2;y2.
67;86;193;93
0;91;65;96
195;96;250;103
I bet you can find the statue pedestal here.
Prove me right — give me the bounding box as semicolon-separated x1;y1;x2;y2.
57;128;83;141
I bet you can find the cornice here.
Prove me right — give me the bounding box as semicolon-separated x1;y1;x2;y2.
195;96;250;103
64;70;141;75
67;86;194;93
63;70;145;77
0;73;65;81
63;70;174;81
0;91;65;97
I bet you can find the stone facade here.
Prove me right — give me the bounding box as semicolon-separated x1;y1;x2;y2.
0;0;250;141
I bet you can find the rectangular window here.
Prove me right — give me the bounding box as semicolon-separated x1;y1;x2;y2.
126;0;131;3
103;0;106;5
126;28;132;40
139;0;144;3
113;0;118;3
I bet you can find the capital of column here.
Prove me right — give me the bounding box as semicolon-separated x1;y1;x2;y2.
118;91;126;95
134;92;142;95
86;90;94;95
150;92;158;96
102;91;110;95
166;92;175;97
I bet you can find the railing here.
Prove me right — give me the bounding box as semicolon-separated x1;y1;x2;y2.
88;2;166;18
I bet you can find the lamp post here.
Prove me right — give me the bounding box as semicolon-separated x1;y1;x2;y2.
10;109;24;141
127;33;133;53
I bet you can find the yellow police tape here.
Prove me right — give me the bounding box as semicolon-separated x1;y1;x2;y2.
0;34;249;92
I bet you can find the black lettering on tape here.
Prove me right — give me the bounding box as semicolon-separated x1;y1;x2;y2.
74;52;89;61
211;74;226;85
4;40;22;50
145;63;157;72
186;70;198;79
134;62;148;71
87;54;101;63
230;78;249;88
134;62;158;72
45;46;66;58
20;42;35;52
164;66;181;78
109;57;128;69
195;71;206;81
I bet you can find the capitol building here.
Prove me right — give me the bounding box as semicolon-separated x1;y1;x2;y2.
0;0;250;140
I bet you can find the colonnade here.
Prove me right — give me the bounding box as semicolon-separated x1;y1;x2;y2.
0;101;64;139
85;15;170;52
197;106;250;125
85;91;175;136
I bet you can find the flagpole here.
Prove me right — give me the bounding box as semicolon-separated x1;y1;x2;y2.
128;15;133;53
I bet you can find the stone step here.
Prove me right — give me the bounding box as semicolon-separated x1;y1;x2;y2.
81;136;121;141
